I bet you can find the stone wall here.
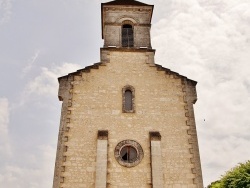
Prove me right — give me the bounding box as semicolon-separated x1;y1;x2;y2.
102;6;152;48
53;75;73;188
53;50;203;188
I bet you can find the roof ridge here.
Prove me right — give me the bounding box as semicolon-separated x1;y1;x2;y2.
102;0;152;6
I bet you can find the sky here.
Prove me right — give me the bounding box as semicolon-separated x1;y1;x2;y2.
0;0;250;187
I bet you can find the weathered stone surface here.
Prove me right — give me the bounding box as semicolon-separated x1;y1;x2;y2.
151;138;164;188
102;4;153;48
53;50;203;187
53;1;203;187
95;138;108;188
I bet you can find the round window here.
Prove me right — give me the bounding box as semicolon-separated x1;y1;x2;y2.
114;140;143;167
120;145;137;163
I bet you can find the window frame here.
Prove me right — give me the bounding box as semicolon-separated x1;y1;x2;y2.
122;85;135;113
120;145;138;163
121;21;134;48
114;140;144;168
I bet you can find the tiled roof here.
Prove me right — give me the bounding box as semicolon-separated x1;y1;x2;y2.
102;0;151;6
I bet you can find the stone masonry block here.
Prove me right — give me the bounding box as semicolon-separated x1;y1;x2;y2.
54;50;203;187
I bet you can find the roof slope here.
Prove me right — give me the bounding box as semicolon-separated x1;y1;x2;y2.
58;61;197;86
102;0;151;6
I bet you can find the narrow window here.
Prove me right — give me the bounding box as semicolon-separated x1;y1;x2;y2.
122;24;134;47
122;85;135;113
125;90;132;111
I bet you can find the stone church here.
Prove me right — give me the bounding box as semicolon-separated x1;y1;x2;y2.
53;0;203;187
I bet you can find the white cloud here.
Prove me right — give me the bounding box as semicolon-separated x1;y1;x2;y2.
0;98;11;157
8;62;82;114
0;0;12;25
0;145;55;188
24;62;81;96
0;0;249;187
152;0;250;186
22;50;40;77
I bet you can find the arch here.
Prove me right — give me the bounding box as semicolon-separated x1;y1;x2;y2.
122;23;134;47
122;85;135;113
116;17;138;24
124;89;133;111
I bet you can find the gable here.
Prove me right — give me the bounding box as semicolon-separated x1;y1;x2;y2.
58;59;197;88
58;51;197;106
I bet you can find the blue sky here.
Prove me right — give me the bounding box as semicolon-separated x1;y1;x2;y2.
0;0;250;187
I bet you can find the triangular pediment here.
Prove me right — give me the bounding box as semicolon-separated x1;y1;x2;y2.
58;61;197;87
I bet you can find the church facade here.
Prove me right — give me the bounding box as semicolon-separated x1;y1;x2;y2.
53;0;203;187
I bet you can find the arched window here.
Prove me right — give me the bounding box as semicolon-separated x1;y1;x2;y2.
122;85;135;113
122;24;134;47
125;90;133;111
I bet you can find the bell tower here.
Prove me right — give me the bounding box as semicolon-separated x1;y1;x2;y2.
101;0;153;49
53;0;203;187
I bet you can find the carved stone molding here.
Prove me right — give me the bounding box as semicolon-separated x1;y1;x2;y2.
98;130;108;140
149;131;161;141
114;140;144;168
